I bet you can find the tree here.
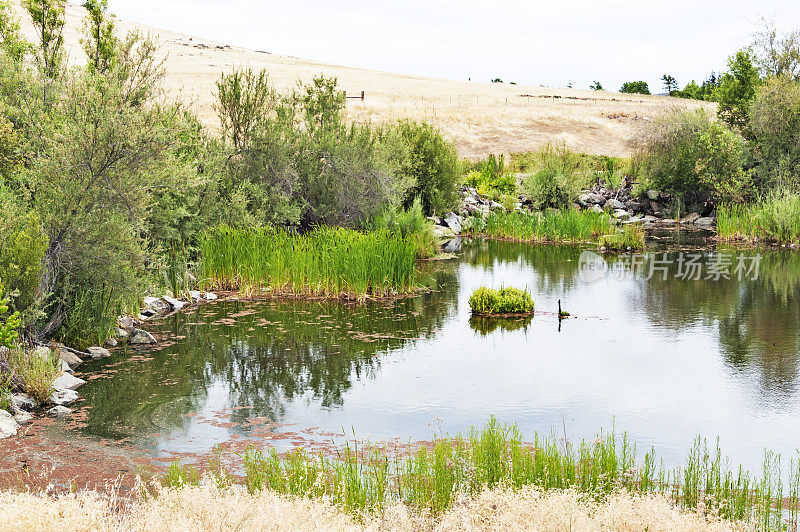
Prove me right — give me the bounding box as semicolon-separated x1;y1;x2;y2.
23;0;65;79
620;81;650;95
81;0;118;75
661;74;678;94
752;18;800;80
0;0;30;61
589;81;603;91
214;68;275;151
715;50;761;132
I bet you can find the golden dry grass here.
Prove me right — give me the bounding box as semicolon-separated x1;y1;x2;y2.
12;2;715;159
0;482;749;531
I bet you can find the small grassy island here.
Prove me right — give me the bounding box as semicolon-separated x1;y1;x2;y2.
469;287;535;316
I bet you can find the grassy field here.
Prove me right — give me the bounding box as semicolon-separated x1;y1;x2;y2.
14;2;714;159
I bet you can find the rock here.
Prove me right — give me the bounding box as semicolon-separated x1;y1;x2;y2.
47;406;73;417
442;238;462;254
647;190;661;201
87;346;111;360
426;216;441;226
433;225;456;240
114;327;130;340
59;360;73;373
642;215;658;223
189;290;203;301
680;213;701;224
590;204;603;213
14;411;32;424
34;346;52;360
578;193;591;206
613;209;631;221
607;199;626;210
660;218;676;224
0;411;19;439
586;193;605;205
695;217;715;227
11;394;37;413
140;297;170;318
118;317;137;332
162;295;185;312
444;214;462;234
464;196;479;206
59;349;83;370
204;293;218;301
50;389;79;406
622;216;644;224
489;201;503;210
52;373;86;391
625;201;644;213
104;338;118;348
130;329;157;345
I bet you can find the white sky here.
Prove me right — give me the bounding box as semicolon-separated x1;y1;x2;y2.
106;0;800;92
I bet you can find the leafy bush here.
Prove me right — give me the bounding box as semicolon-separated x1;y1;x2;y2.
469;287;534;315
0;345;58;402
634;109;750;202
0;277;20;348
748;76;800;190
366;198;437;259
387;120;459;216
522;168;571;210
464;154;516;200
715;50;761;132
620;81;650;95
0;194;46;316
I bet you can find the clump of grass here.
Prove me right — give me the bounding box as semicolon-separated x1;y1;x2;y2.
463;209;614;244
718;192;800;244
599;223;646;251
199;226;418;299
194;417;800;526
469;287;534;316
0;345;59;403
365;198;438;259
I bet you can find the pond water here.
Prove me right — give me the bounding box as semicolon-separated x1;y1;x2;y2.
78;235;800;471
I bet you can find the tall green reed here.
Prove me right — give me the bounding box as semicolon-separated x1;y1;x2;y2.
463;210;614;244
718;192;800;244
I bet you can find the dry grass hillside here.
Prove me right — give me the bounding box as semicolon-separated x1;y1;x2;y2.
16;2;714;159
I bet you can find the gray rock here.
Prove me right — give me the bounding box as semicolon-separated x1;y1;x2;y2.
59;351;83;371
622;216;644;224
50;389;79;406
52;373;86;391
87;346;111;360
426;216;441;226
130;329;157;345
162;295;185;311
59;360;73;373
204;293;218;301
680;213;701;224
590;204;603;213
114;327;130;339
660;218;676;224
47;406;73;417
695;217;715;227
625;201;644;213
118;317;137;332
464;196;479;206
14;411;32;424
642;215;659;223
607;199;626;210
433;225;456;240
11;394;37;413
647;190;661;201
34;346;53;360
442;238;462;253
104;338;118;348
444;214;462;234
0;412;19;439
189;290;203;301
578;193;592;206
141;297;170;318
586;193;605;205
613;209;631;221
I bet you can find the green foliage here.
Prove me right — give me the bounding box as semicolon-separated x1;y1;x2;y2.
715;50;761;132
464;153;516;200
0;0;30;62
366;198;437;259
468;287;534;315
463;209;613;244
590;81;603;91
635;109;750;202
390;120;460;216
661;74;678;93
214;68;275;151
0;277;20;348
718;191;800;244
0;345;58;402
0;199;47;316
619;81;650;95
752;19;800;80
199;226;418;298
522;168;571;210
161;462;201;488
23;0;66;79
748;77;800;189
81;0;118;75
599;223;646;251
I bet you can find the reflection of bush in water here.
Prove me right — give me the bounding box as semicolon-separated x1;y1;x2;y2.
469;315;533;336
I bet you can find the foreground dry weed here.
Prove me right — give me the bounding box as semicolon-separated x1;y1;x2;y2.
0;482;749;531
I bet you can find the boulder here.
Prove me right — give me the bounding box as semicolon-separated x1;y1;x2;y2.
104;338;118;348
130;329;157;345
586;193;605;205
34;346;52;360
433;225;456;240
59;351;83;371
114;327;130;340
607;199;626;210
613;209;631;221
118;317;137;332
140;297;170;318
50;389;79;406
626;201;644;213
590;204;603;213
204;293;218;301
622;216;644;224
47;406;73;417
14;411;32;424
52;373;86;391
444;214;462;234
87;346;111;360
11;394;37;413
680;213;701;224
162;295;185;312
695;217;715;227
647;190;661;201
0;410;19;440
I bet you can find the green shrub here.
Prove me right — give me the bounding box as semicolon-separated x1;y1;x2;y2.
0;345;58;403
0;277;20;348
715;50;761;132
620;81;650;95
635;109;750;202
0;197;47;316
718;191;800;244
522;168;571;210
463;154;517;200
469;287;534;315
748;77;800;190
389;120;459;216
599;224;646;251
366;198;437;258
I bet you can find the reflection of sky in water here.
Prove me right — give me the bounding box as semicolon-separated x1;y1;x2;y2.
82;241;800;472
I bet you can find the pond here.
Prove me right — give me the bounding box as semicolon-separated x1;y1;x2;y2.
77;235;800;471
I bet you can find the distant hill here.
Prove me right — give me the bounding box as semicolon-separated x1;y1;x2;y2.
15;2;714;158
